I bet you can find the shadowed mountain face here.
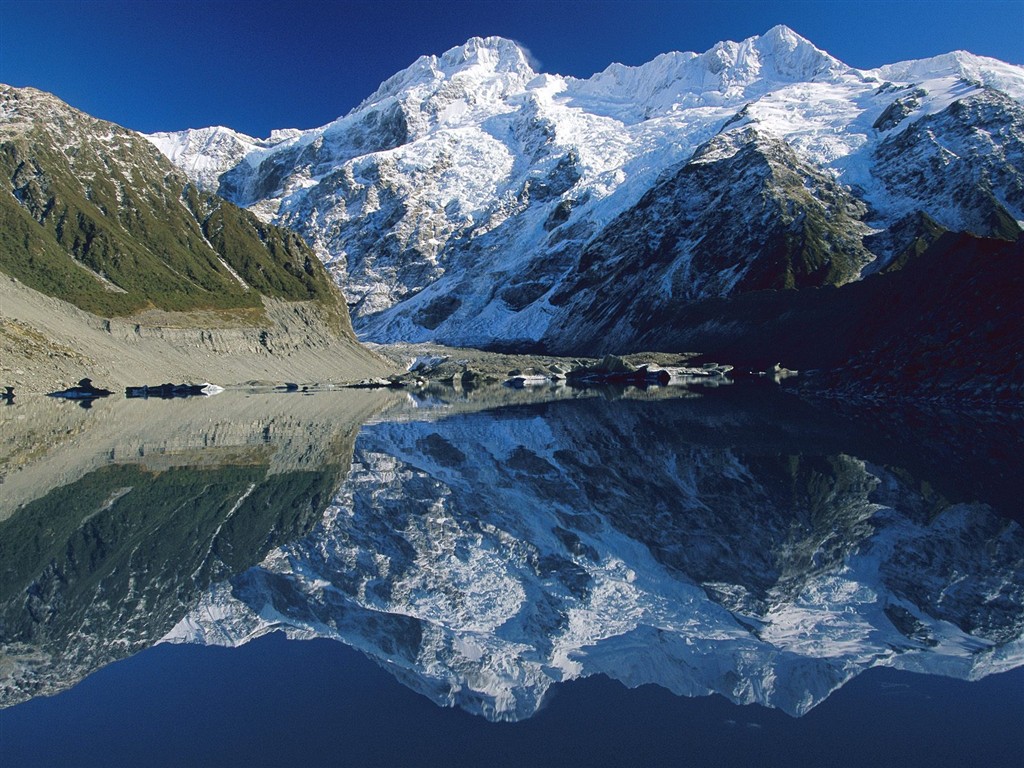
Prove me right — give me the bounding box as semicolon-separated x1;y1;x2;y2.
163;395;1024;722
619;232;1024;404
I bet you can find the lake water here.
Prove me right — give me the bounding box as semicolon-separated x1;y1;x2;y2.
1;383;1022;767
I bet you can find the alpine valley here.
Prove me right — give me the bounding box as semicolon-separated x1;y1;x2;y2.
143;25;1024;400
2;26;1023;396
2;23;1024;765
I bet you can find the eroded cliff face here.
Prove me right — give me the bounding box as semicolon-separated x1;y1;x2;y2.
164;398;1024;721
0;276;390;392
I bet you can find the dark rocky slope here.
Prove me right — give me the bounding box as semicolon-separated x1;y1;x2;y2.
542;231;1022;404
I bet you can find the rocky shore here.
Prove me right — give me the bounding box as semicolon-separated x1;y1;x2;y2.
359;343;733;392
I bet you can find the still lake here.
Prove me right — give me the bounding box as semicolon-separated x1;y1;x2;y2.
1;382;1021;767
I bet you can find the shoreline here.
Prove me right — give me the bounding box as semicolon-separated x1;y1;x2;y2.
0;275;392;394
5;276;1019;413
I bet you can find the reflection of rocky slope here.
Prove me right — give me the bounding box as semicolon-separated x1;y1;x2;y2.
168;398;1024;721
0;391;395;708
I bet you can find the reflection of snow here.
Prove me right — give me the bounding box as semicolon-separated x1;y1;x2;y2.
408;355;448;372
166;402;1024;722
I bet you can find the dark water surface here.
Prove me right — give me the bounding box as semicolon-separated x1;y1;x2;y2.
3;633;1022;768
1;384;1021;766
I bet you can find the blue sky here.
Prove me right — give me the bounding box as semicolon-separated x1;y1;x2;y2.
2;0;1022;136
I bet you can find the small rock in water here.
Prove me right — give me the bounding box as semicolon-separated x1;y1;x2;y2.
506;374;551;388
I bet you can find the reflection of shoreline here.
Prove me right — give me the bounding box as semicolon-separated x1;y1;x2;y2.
6;374;1019;523
0;390;399;520
168;397;1024;722
0;389;398;708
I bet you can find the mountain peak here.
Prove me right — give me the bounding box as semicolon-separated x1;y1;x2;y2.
2;83;75;124
761;24;810;48
355;35;535;113
874;50;1024;100
691;25;851;90
751;24;849;80
437;36;535;76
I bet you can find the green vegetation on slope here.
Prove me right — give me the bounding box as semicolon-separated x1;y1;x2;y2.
0;458;340;652
0;85;346;321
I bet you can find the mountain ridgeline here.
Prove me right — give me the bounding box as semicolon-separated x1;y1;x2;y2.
0;85;349;327
146;27;1024;374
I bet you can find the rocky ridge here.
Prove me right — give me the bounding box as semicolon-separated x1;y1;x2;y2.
0;84;390;390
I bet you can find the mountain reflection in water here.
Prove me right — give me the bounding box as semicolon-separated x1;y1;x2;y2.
1;385;1022;726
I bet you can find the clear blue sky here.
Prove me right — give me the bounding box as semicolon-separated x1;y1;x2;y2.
2;0;1022;137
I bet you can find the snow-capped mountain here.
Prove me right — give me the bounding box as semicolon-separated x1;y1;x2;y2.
165;399;1024;722
147;27;1024;350
147;125;302;193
